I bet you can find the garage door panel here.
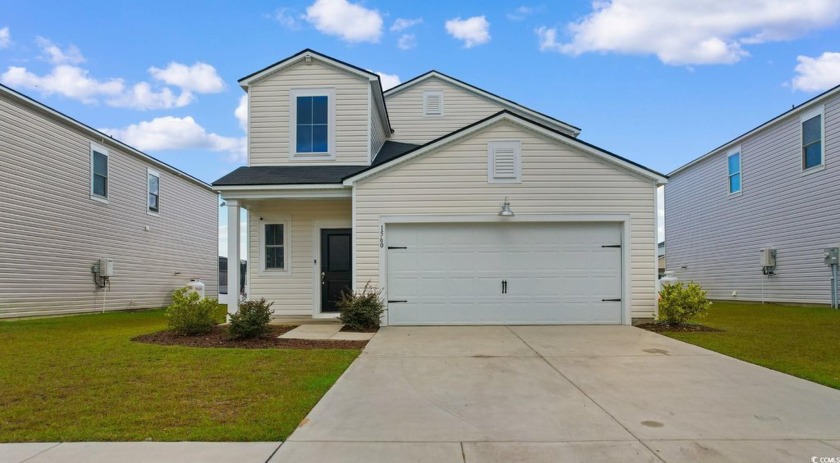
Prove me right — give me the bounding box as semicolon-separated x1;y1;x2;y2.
387;222;623;325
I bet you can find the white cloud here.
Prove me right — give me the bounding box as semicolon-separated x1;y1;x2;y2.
507;6;534;21
305;0;383;43
107;82;194;110
397;33;416;50
0;27;10;49
272;7;302;29
101;116;246;162
445;16;491;48
790;52;840;92
390;17;422;32
1;65;123;103
235;94;248;131
2;37;224;110
35;36;85;65
375;71;400;90
542;0;840;66
148;62;224;94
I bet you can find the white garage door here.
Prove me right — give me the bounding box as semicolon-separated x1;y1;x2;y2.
386;222;623;325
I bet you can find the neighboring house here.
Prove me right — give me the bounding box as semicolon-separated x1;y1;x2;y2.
0;84;218;318
666;84;840;304
214;49;666;325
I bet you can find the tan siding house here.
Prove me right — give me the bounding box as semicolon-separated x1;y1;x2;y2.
216;49;665;325
0;85;218;318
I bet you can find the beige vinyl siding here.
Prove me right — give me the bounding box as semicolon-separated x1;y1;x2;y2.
249;60;370;166
0;92;217;318
354;121;658;319
370;88;388;161
385;77;507;144
247;199;351;315
666;94;840;304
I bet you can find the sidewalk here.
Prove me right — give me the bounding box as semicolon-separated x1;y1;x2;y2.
0;442;282;463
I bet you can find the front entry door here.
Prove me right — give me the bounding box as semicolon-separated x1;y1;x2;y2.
320;228;352;312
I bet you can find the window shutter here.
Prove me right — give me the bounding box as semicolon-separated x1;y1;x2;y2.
493;147;517;178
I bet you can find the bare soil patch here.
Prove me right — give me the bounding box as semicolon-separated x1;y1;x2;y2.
132;325;368;349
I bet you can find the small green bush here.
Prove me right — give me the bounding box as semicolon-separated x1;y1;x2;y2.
338;282;384;331
228;298;274;340
658;281;712;325
165;287;218;336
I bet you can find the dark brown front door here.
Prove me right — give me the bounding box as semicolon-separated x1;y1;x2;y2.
321;228;352;312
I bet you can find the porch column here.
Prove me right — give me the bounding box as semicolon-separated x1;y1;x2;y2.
226;199;241;317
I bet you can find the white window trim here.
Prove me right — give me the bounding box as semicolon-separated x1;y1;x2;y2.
422;90;444;118
487;140;522;184
800;104;825;174
259;216;291;274
727;147;742;197
89;142;109;203
289;88;336;160
147;168;160;216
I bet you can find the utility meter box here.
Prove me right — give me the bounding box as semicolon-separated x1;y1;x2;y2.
99;258;114;277
825;248;840;266
759;248;777;267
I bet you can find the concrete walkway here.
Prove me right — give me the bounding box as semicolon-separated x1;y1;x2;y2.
272;325;840;462
0;442;282;463
278;324;375;341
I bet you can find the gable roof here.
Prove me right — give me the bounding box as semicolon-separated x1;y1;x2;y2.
384;70;582;137
213;141;419;186
670;82;840;176
343;110;666;185
238;48;392;135
0;83;213;192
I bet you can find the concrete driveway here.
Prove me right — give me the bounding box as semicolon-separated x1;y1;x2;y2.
272;326;840;462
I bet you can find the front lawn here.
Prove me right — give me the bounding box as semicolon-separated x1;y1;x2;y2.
0;310;360;442
660;301;840;389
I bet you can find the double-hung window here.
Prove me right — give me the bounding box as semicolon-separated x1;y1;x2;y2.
90;143;109;201
147;168;160;214
262;222;288;271
801;106;824;171
727;148;741;195
290;88;335;158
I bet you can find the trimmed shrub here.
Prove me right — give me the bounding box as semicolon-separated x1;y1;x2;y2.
166;287;218;336
658;281;712;325
337;282;384;331
228;298;274;340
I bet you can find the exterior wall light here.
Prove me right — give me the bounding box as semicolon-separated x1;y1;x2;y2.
498;197;514;217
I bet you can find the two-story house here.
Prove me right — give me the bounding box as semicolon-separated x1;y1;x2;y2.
214;49;667;325
666;84;840;305
0;84;218;318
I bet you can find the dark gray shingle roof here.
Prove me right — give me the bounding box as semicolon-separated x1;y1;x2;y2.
212;141;419;186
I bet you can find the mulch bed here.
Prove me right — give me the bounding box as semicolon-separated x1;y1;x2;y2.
132;325;369;349
339;325;379;333
637;323;723;333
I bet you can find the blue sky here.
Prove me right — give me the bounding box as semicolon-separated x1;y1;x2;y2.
3;0;840;249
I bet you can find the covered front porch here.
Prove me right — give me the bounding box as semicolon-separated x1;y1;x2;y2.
221;186;353;319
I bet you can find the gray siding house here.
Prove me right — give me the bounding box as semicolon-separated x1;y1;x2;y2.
0;84;218;318
666;84;840;304
215;49;666;325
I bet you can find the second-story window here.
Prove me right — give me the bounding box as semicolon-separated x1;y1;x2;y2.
727;148;741;195
290;88;335;158
147;168;160;214
801;106;824;171
90;143;109;201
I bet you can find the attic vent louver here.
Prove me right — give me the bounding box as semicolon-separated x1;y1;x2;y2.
423;90;444;117
488;141;522;183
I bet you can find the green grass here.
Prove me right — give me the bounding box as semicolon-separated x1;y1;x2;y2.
0;310;360;442
661;301;840;389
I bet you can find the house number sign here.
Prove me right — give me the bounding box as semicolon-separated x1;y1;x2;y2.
379;225;384;248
